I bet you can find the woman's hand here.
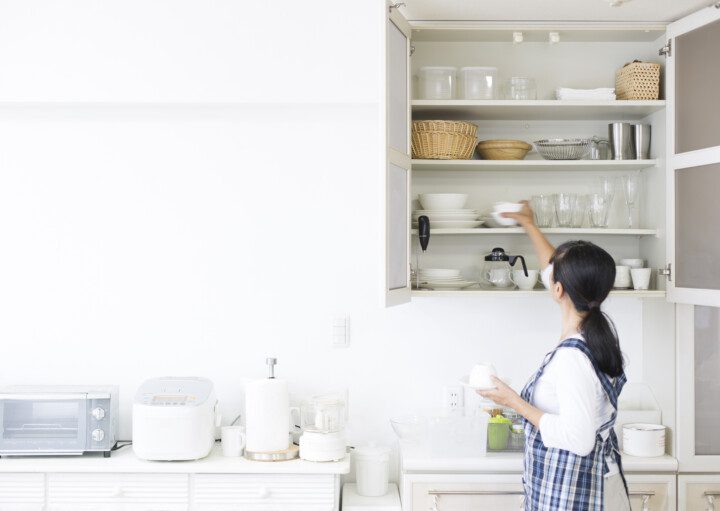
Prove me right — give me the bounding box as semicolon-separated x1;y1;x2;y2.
477;376;522;409
502;200;535;229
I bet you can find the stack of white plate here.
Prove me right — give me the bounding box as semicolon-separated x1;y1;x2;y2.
417;268;476;290
412;210;484;229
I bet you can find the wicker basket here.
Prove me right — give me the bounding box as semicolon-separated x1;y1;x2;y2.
616;61;661;100
412;131;477;160
412;120;478;138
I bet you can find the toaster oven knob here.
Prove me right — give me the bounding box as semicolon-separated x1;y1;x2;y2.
91;407;106;420
92;428;105;442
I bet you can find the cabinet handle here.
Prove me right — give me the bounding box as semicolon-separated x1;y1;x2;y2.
705;493;717;511
428;490;525;496
430;494;438;511
630;490;655;511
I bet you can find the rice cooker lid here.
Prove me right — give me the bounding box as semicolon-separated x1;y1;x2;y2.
135;377;214;407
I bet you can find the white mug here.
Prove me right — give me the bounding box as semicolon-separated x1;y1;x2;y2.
221;426;247;457
513;269;538;291
614;265;632;289
484;268;515;288
619;258;644;269
631;268;652;290
469;363;497;389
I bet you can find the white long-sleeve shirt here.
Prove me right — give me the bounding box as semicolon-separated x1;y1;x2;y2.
532;334;618;474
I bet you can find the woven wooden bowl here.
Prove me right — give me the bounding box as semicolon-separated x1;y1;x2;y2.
476;140;532;160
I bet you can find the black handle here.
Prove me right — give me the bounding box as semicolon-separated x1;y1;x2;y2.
508;255;528;276
418;216;430;252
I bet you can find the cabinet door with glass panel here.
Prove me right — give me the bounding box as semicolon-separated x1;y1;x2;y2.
666;4;720;472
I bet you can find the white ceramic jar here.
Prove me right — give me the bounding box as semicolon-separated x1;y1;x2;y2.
354;444;390;497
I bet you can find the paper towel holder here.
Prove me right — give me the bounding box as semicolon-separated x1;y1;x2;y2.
266;357;277;379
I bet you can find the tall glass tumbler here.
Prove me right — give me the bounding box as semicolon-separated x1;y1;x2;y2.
532;195;554;228
588;193;611;228
571;195;588;228
555;193;575;228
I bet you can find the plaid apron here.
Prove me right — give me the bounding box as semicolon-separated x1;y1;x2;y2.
520;338;627;510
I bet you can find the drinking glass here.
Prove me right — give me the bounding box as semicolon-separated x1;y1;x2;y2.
571;195;588;227
588;193;611;228
622;174;641;228
532;195;554;228
554;193;575;228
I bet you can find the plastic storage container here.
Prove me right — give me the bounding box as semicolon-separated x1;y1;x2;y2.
418;67;456;100
354;444;390;497
458;67;497;99
505;77;537;100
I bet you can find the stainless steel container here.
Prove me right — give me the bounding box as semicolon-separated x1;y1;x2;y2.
609;122;635;160
633;124;651;159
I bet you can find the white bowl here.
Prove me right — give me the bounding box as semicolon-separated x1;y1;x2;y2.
469;363;497;389
619;258;644;269
490;211;518;227
419;193;469;210
493;202;523;214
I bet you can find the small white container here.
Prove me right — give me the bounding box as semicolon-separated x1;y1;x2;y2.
418;67;457;100
354;444;390;497
458;66;497;99
221;426;246;457
623;423;666;457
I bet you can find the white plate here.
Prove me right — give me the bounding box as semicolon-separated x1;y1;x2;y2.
413;220;485;229
413;214;480;221
414;209;479;214
419;280;477;289
459;375;496;391
419;268;461;275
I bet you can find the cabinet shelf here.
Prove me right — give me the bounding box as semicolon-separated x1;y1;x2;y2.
411;100;666;121
412;159;659;172
412;289;666;298
411;227;658;236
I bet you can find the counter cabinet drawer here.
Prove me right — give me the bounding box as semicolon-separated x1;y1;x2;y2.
679;474;720;511
626;474;676;511
410;474;525;511
192;473;337;511
47;473;189;510
0;473;45;511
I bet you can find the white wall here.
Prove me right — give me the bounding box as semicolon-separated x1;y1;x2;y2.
0;1;654;466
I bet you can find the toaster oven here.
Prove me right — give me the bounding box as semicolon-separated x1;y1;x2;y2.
0;385;119;457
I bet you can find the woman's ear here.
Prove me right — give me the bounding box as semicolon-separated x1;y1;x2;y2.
553;280;564;301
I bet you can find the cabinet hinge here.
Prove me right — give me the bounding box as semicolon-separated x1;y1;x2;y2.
658;263;672;282
659;39;672;57
389;2;405;12
715;2;720;9
410;44;415;57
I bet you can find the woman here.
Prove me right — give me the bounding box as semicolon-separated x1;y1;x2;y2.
479;201;630;511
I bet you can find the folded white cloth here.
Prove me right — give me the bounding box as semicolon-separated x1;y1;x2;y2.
556;87;616;100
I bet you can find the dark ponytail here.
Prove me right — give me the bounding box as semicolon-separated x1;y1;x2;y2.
551;241;624;377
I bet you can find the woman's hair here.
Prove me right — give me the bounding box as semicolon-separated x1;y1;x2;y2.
550;240;624;377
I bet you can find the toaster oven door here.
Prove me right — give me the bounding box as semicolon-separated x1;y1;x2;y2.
0;393;88;454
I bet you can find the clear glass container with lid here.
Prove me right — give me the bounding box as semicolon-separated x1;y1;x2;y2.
458;66;497;99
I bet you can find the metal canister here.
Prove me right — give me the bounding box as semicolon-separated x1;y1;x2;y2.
609;122;635;160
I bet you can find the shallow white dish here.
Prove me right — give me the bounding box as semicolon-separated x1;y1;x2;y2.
419;280;476;289
414;209;479;214
459;375;496;391
413;213;480;221
413;220;484;229
419;269;461;277
493;202;523;213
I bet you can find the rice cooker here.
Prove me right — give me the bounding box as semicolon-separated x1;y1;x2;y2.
133;377;220;461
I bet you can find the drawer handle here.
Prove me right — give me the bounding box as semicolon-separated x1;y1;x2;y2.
110;485;124;498
257;487;271;499
630;491;655;511
705;493;717;511
428;489;525;511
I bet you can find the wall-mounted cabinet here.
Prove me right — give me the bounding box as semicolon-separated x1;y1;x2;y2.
383;4;720;308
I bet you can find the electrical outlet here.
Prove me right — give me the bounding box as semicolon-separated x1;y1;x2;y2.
443;385;464;412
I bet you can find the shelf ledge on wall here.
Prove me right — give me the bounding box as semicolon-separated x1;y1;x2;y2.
411;289;666;298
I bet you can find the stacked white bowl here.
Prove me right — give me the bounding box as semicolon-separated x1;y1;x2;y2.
417;268;475;290
413;193;483;229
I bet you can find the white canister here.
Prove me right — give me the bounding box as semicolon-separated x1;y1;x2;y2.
354;444;390;497
622;423;666;457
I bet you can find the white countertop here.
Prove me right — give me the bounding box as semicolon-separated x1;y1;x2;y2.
400;445;678;474
0;445;350;475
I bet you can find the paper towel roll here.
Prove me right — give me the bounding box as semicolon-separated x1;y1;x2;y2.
245;378;290;452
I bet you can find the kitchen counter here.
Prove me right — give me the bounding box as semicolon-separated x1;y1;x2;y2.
0;444;350;474
400;444;678;474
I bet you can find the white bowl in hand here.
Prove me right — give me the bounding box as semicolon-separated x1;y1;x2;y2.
469;363;497;389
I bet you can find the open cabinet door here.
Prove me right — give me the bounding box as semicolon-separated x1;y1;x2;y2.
666;5;720;306
384;3;412;306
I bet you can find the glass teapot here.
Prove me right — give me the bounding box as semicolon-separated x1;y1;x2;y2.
481;247;528;288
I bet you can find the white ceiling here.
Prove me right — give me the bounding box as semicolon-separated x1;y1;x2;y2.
400;0;712;23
